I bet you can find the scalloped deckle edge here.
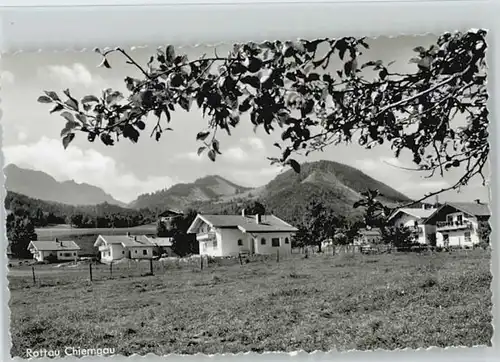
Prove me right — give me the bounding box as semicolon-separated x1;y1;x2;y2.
1;30;496;360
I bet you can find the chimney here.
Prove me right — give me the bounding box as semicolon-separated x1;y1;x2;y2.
241;209;246;217
475;199;481;204
435;195;439;207
127;232;131;237
55;237;60;244
255;214;261;224
134;236;137;241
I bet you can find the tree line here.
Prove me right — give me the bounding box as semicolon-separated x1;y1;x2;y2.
5;191;158;228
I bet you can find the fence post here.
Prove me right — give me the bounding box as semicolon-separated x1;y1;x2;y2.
32;266;36;285
150;259;153;275
200;256;204;270
276;249;280;263
238;253;243;266
110;262;113;278
89;263;93;282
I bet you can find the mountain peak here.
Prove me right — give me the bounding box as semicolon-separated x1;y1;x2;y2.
4;164;126;207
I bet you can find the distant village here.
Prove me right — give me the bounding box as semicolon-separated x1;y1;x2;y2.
24;198;490;264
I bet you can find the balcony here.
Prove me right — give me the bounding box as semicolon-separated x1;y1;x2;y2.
197;231;216;241
436;221;472;231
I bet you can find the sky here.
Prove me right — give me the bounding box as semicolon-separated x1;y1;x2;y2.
0;34;490;204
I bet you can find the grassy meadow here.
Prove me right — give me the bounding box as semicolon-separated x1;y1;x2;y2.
8;249;493;357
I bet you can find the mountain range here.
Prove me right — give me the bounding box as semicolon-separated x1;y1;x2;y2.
4;164;126;207
3;161;412;224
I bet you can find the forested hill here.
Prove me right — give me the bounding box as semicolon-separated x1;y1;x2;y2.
191;160;413;226
4;191;156;228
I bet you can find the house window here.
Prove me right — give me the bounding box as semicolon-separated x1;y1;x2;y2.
143;249;147;255
457;214;463;224
237;239;243;246
213;240;217;248
122;251;125;254
446;215;453;224
135;250;138;254
73;252;76;256
284;238;289;244
271;238;280;247
465;232;471;243
261;238;266;245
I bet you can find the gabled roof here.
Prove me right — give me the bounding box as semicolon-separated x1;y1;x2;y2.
28;240;80;251
94;235;155;248
159;209;183;217
146;236;173;247
387;207;436;223
425;201;490;223
187;214;298;234
446;202;490;217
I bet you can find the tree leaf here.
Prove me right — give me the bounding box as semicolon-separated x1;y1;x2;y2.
44;91;61;101
50;104;64;114
81;95;100;104
123;124;140;143
196;131;210;141
241;76;261;89
197;146;206;156
75;113;87;124
247;57;263;73
100;133;114;146
166;45;176;63
288;159;301;173
62;133;75;149
179;96;192;112
60;111;74;123
37;96;53;103
98;57;111;69
212;139;221;154
65;99;78;111
207;149;216;162
136;120;146;130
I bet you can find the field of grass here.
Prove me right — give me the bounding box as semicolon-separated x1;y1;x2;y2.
8;250;492;357
35;225;157;256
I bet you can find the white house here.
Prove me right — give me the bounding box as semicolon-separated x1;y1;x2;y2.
424;200;490;248
386;205;437;244
94;233;155;263
353;228;383;245
27;239;80;262
187;212;298;257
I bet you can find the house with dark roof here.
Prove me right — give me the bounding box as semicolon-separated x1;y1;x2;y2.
187;211;298;257
424;200;490;247
386;205;437;244
94;233;156;263
27;239;81;262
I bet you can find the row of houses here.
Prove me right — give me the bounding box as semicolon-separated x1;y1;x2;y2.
356;200;491;248
26;200;490;262
28;233;175;263
27;211;299;262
